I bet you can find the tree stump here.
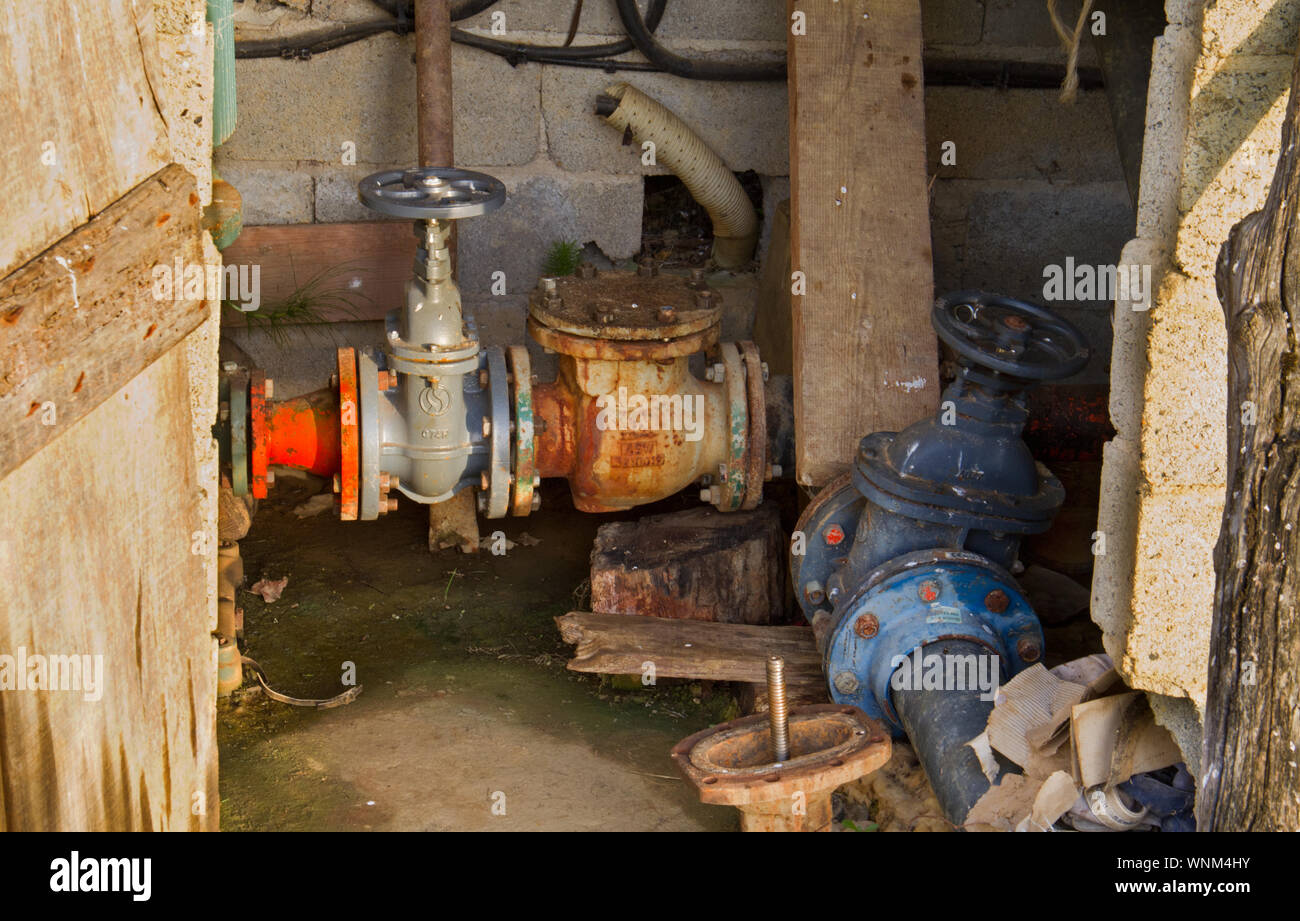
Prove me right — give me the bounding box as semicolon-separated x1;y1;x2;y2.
590;504;787;624
1201;48;1300;831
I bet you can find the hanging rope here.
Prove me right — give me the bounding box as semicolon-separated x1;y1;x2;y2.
1047;0;1095;104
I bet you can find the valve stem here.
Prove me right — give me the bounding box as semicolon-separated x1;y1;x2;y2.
767;655;790;763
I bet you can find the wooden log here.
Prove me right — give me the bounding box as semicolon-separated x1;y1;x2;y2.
591;505;786;624
556;611;824;698
219;221;415;326
786;0;939;487
0;164;208;480
1200;44;1300;831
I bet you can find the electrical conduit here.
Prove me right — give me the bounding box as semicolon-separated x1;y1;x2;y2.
597;83;758;268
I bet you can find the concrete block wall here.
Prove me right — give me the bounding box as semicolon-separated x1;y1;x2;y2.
217;0;1128;413
1091;0;1300;774
218;0;1119;312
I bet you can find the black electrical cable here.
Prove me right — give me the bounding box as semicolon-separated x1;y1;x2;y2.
614;0;785;81
237;0;670;69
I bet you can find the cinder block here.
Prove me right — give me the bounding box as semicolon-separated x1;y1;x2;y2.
541;68;789;175
1106;237;1163;443
758;174;789;263
221;35;540;167
1173;66;1290;279
922;0;985;46
1122;486;1222;704
313;165;405;223
926;88;1123;183
211;161;315;224
1091;436;1140;649
982;0;1080;48
954;180;1133;383
1137;273;1228;489
1148;692;1202;780
455;167;643;297
1202;0;1300;57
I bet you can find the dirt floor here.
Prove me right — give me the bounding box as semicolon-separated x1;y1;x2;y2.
218;474;1104;832
218;478;746;831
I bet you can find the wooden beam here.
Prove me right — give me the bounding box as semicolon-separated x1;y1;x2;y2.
219;221;416;326
556;611;824;692
787;0;939;487
0;164;208;480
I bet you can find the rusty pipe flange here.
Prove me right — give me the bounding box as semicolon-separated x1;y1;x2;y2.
336;348;360;521
710;342;748;511
528;271;721;341
483;346;512;519
249;370;269;499
671;705;890;830
230;371;250;496
738;341;767;510
356;348;382;520
506;345;536;517
527;315;719;361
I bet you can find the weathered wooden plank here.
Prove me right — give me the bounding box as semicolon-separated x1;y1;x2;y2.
0;0;172;277
0;343;218;831
219;221;415;326
1201;44;1300;832
591;506;787;624
0;164;207;480
556;611;824;691
787;0;939;487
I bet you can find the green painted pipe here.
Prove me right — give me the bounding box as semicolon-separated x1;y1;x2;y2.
209;0;236;146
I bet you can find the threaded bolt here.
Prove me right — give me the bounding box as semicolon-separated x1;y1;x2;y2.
531;494;541;512
766;656;790;763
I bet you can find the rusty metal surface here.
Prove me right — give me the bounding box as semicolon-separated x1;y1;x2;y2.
716;342;748;511
739;341;767;510
527;315;718;361
249;370;268;499
336;347;359;521
262;388;341;476
672;704;890;806
506;344;536;516
529;270;720;341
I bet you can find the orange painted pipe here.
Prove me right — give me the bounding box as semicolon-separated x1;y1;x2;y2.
263;388;341;477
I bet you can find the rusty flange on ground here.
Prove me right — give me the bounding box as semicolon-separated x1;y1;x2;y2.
672;704;890;831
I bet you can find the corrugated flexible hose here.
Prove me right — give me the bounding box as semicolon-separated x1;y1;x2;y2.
599;83;758;268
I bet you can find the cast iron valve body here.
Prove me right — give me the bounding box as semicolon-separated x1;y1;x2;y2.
791;292;1090;734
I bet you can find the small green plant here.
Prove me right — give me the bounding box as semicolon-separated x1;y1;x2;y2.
222;259;370;348
542;240;584;277
840;818;879;832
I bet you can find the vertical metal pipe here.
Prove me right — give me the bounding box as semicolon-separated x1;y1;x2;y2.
767;655;790;762
415;0;455;168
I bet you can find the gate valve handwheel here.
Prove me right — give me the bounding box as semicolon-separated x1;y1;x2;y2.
358;167;506;219
932;290;1089;382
